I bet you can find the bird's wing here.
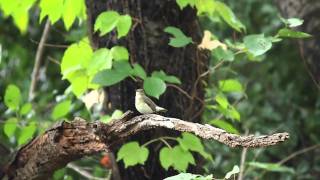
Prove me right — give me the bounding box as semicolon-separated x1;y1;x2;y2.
143;96;157;112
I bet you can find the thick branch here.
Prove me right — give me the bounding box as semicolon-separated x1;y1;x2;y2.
4;111;289;179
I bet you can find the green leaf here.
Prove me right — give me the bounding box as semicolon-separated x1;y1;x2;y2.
212;47;234;61
94;11;120;36
87;48;112;76
281;17;304;28
18;122;37;145
100;115;112;124
248;162;295;174
167;173;212;180
244;34;273;57
209;119;239;134
229;106;240;121
0;0;35;33
151;70;181;84
4;84;21;110
159;147;173;170
113;61;133;73
62;0;84;30
12;8;29;33
219;79;243;92
116;15;132;38
111;46;129;61
194;0;215;15
51;100;72;120
225;165;240;179
171;146;195;172
215;94;229;109
92;69;129;86
132;64;147;79
277;28;311;39
164;26;193;47
20;103;32;115
143;77;166;99
215;1;245;32
0;0;19;15
53;168;66;180
177;133;211;160
68;70;90;97
60;39;95;97
111;109;123;119
4;118;18;137
176;0;196;9
287;18;303;27
117;141;149;168
61;39;93;79
39;0;64;24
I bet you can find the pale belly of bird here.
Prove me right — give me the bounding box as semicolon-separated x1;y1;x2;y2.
135;101;154;114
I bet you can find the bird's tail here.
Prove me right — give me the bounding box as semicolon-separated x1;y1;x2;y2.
156;106;167;113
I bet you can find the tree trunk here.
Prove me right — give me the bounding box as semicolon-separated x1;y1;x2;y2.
86;0;208;179
275;0;320;85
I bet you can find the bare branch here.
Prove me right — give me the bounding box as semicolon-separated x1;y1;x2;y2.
4;112;289;179
28;19;51;101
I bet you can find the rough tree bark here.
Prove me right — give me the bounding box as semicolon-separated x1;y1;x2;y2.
86;0;207;179
275;0;320;85
3;111;289;180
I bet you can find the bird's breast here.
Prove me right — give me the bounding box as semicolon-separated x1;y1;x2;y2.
135;97;153;114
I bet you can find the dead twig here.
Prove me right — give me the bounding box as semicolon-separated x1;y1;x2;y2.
28;19;51;101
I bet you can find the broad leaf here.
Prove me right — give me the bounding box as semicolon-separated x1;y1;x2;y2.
151;70;181;84
165;173;212;180
171;146;195;172
4;84;21;110
219;79;243;92
117;141;149;168
20;103;32;115
209;119;239;134
111;46;129;61
18;122;37;145
225;165;240;179
215;1;245;32
159;147;173;170
164;26;193;47
39;0;64;24
248;162;295;174
132;64;147;79
177;133;211;159
62;0;84;30
212;47;234;61
143;77;166;99
215;94;229;109
61;39;93;79
281;17;304;28
116;15;132;38
4;118;18;137
277;28;311;39
160;145;195;172
94;11;120;36
244;34;272;56
87;48;112;76
176;0;196;9
51;100;72;120
93;69;129;87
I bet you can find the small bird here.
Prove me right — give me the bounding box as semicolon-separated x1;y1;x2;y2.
135;89;167;114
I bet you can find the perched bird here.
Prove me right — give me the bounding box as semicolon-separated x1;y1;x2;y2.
135;89;167;114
